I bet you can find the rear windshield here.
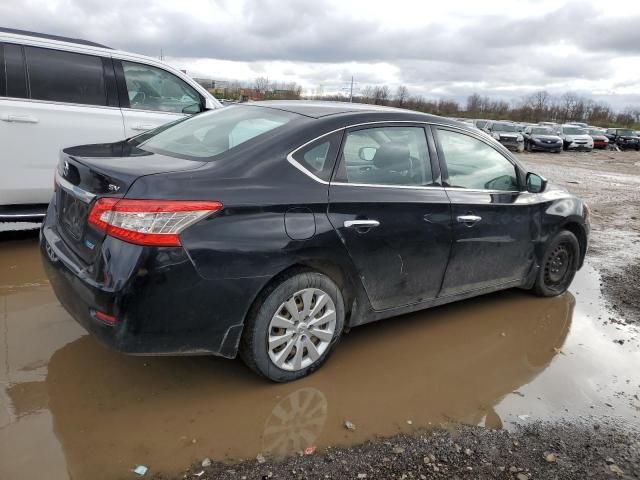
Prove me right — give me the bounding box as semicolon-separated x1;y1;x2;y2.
492;123;517;132
137;105;297;159
562;126;586;135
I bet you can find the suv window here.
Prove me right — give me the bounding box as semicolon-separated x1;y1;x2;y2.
337;127;433;187
122;61;201;114
437;129;518;191
25;46;106;105
3;43;28;98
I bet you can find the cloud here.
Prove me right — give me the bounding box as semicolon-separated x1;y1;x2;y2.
1;0;639;108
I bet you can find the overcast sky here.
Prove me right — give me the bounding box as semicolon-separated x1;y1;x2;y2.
3;0;640;109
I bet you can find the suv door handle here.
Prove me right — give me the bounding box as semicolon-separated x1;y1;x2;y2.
457;215;482;225
344;220;380;228
131;124;157;131
1;115;39;124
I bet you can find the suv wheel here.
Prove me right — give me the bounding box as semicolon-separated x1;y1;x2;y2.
240;272;345;382
532;230;580;297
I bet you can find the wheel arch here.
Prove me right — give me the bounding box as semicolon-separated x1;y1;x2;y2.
561;220;588;269
239;258;363;342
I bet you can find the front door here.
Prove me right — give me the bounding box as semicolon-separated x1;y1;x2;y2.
433;127;535;296
327;125;452;310
115;60;203;137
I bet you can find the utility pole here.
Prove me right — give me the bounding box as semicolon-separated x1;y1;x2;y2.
349;76;354;103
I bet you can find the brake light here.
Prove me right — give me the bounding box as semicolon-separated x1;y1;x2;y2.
88;198;223;246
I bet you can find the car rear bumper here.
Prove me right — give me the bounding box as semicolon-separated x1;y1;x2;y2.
593;140;608;149
40;208;268;358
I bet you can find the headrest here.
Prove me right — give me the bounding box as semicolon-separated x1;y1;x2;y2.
373;143;411;171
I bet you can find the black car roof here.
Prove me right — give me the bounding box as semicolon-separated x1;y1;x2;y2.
0;27;112;49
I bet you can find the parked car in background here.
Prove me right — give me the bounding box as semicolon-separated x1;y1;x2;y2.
474;119;489;130
587;128;609;149
558;125;593;151
605;128;640;151
484;121;524;152
40;101;589;382
0;27;222;221
523;126;562;153
567;122;589;128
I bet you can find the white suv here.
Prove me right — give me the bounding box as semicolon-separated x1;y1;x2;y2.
0;28;221;220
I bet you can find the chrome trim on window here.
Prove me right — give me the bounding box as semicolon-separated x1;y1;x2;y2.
55;171;96;203
286;120;518;192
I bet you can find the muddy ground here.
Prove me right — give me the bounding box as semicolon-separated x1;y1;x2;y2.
521;149;640;326
0;150;639;480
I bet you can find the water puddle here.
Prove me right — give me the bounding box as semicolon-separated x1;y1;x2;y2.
1;233;638;479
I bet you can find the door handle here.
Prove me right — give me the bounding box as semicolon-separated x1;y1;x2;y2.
344;220;380;228
1;114;39;124
131;124;157;131
457;215;482;225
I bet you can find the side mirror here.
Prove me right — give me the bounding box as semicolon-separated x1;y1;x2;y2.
358;146;377;161
526;172;547;193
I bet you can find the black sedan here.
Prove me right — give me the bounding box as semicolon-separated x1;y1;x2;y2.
41;101;590;382
605;128;640;151
523;126;563;153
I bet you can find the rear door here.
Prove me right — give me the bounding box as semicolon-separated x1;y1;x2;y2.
433;126;535;296
327;124;452;310
0;42;125;206
114;59;204;137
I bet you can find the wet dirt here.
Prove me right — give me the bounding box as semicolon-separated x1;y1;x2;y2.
1;230;639;480
521;149;640;324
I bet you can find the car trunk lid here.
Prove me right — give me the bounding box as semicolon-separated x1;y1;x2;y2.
54;141;206;263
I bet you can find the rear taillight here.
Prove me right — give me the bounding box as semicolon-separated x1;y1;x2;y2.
88;198;223;247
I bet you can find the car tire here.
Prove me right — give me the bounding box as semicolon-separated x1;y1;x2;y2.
532;230;580;297
240;271;345;382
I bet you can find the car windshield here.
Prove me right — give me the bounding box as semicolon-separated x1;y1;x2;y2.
618;129;635;136
492;123;517;132
531;127;553;134
137;105;297;159
563;127;586;135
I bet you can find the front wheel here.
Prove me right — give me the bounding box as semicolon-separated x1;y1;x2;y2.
532;230;580;297
240;272;345;382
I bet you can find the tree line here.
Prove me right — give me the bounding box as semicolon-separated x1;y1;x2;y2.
307;86;640;129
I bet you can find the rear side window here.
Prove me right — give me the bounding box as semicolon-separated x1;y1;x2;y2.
437;129;518;191
121;61;201;114
3;43;28;98
291;131;342;181
25;46;106;105
138;105;296;159
337;126;434;187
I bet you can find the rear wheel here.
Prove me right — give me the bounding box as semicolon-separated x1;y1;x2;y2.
532;230;580;297
240;272;345;382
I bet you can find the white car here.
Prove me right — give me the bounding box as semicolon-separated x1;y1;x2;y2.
559;125;593;151
0;28;222;220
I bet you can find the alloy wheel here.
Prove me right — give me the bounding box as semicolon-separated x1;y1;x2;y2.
267;288;337;371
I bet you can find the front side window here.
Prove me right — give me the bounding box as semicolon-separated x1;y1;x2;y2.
138;105;296;159
24;46;106;105
437;129;518;191
122;61;201;114
337;127;433;187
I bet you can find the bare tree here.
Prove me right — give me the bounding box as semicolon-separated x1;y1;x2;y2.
394;85;410;107
373;85;390;105
254;76;270;93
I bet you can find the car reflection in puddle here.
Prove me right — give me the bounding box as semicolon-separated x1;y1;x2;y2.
38;289;573;479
